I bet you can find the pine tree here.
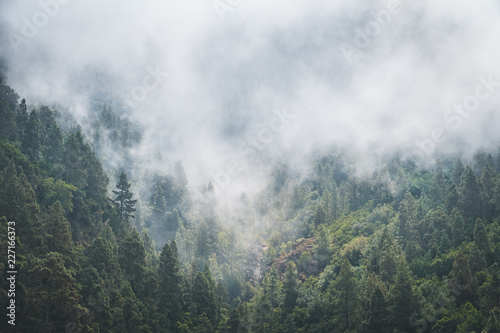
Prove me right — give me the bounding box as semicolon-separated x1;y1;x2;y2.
468;245;486;275
495;181;500;216
215;279;228;327
450;207;466;245
45;201;73;255
481;157;497;221
0;82;19;141
0;162;42;251
484;308;500;332
459;167;483;236
365;283;389;333
282;261;298;313
21;110;40;159
192;271;217;326
16;98;28;140
398;190;416;249
370;228;401;284
196;220;211;266
313;201;327;226
87;224;121;278
119;228;146;296
25;252;89;332
61;131;88;188
158;240;184;331
452;158;465;185
253;265;282;332
111;171;137;221
450;251;477;306
473;218;490;254
0;98;17;141
429;158;447;206
336;257;358;330
445;181;460;213
120;282;147;332
390;262;418;332
264;264;282;309
85;153;109;201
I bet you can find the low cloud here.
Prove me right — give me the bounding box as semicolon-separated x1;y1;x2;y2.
1;0;499;197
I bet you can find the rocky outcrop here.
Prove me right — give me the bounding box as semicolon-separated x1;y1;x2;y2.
268;237;319;280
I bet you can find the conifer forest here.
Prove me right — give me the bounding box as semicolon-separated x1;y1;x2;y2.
1;0;500;332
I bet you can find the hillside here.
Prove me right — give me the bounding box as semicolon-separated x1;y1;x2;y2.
1;79;500;332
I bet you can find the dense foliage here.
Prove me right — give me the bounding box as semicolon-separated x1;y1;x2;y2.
1;77;500;332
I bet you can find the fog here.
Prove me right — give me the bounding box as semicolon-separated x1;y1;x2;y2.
1;0;500;200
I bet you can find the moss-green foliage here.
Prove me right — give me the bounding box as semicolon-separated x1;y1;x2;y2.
2;78;500;332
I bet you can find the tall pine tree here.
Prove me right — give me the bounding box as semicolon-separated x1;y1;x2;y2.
111;171;137;221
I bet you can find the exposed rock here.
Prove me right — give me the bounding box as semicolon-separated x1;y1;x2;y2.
268;237;318;279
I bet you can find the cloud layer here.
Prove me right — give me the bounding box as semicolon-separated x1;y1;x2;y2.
1;0;500;197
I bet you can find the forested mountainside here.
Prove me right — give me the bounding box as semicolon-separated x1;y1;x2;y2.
2;77;500;333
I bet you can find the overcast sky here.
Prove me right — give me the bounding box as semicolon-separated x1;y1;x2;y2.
1;0;500;197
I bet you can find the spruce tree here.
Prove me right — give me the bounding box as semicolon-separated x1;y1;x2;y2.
365;283;389;333
119;228;146;296
215;279;228;327
45;201;73;255
450;251;477;306
481;157;497;221
336;257;358;330
0;99;17;141
398;190;416;249
452;158;465;185
111;171;137;221
26;252;88;332
445;181;460;213
16;98;28;140
473;218;490;254
282;261;298;313
192;271;217;326
370;228;401;284
390;262;418;332
158;240;184;330
450;207;466;245
459;167;483;236
484;308;500;332
21;110;40;159
87;225;121;278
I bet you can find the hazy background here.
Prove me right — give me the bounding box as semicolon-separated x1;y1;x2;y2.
1;0;499;199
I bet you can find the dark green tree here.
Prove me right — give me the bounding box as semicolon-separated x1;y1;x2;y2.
45;201;73;255
0;98;17;141
282;261;298;313
369;228;401;284
111;171;137;221
452;158;465;185
481;157;497;221
119;228;146;296
215;279;229;328
16;98;28;140
484;308;500;332
192;271;217;326
336;257;358;331
25;252;89;332
398;190;416;249
450;207;466;246
21;110;40;159
86;225;121;278
445;181;459;213
365;283;389;333
473;218;490;254
158;240;184;331
459;167;483;236
390;262;418;332
450;251;477;306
